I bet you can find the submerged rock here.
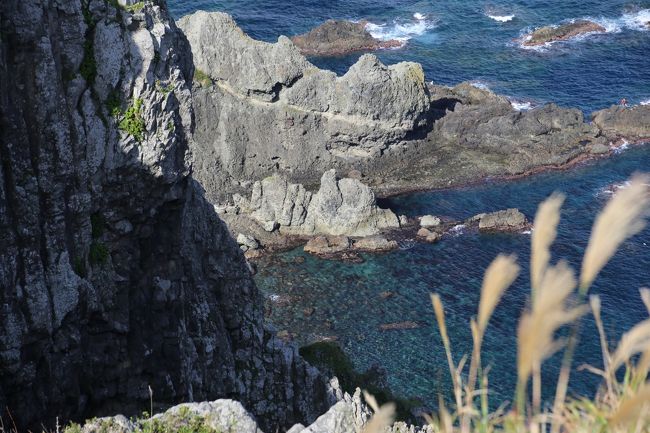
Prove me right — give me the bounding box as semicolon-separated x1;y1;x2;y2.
290;20;401;56
379;321;421;331
523;20;606;46
304;235;351;255
353;235;399;252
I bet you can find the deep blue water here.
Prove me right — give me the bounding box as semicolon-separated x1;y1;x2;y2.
167;0;650;409
169;0;650;112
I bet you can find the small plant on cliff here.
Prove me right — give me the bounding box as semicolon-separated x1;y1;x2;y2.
119;98;146;142
361;174;650;433
89;241;109;265
193;68;213;87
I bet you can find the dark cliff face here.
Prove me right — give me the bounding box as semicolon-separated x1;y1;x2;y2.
0;0;330;430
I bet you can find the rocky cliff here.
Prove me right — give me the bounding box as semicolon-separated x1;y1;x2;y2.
0;0;331;430
178;11;433;203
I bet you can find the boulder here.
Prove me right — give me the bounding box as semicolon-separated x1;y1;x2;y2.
263;220;280;232
592;105;650;140
474;209;528;231
420;215;441;227
290;20;401;56
237;233;260;250
304;235;351;255
523;20;606;46
417;228;442;243
353;235;399;252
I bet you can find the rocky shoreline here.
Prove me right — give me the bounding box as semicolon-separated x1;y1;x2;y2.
2;0;650;432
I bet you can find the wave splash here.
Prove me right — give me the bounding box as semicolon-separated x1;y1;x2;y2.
518;9;649;51
487;14;515;23
365;13;436;42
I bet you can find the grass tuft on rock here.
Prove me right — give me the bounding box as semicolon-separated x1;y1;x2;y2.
119;98;146;142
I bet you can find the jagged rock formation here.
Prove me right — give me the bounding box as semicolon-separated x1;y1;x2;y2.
178;11;432;203
77;389;434;433
522;20;606;46
237;170;400;237
290;20;402;56
0;0;331;430
592;105;650;140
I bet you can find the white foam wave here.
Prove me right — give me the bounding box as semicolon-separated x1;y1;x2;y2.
469;80;491;91
510;99;535;111
449;224;466;236
612;139;630;154
488;14;515;23
620;9;650;31
518;10;650;50
640;99;650;106
365;15;436;42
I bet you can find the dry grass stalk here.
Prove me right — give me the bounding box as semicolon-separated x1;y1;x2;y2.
517;261;587;414
432;293;464;410
610;318;650;372
477;254;520;332
531;193;565;296
580;174;650;292
640;288;650;315
362;391;396;433
464;255;519;430
609;384;650;428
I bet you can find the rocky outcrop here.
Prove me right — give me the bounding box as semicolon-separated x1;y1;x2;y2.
523;20;607;46
76;390;434;433
175;10;645;206
290;20;401;56
177;11;432;202
238;170;400;237
0;0;331;430
470;209;529;231
592;105;650;140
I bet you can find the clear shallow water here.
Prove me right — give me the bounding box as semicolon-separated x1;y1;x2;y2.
168;0;650;112
254;146;650;406
167;0;650;408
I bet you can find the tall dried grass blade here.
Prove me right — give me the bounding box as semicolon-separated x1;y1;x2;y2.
580;174;650;292
531;193;565;297
610;318;650;372
609;384;650;428
362;391;396;433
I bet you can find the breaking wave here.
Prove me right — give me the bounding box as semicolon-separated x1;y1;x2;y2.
365;13;437;42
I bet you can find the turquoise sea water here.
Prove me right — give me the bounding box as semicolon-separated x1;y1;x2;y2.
168;0;650;408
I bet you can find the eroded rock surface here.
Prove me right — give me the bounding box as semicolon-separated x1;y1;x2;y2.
178;11;432;202
238;170;400;237
290;20;401;56
592;105;650;140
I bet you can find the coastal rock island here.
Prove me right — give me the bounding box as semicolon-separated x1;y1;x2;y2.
523;20;607;46
290;20;402;56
